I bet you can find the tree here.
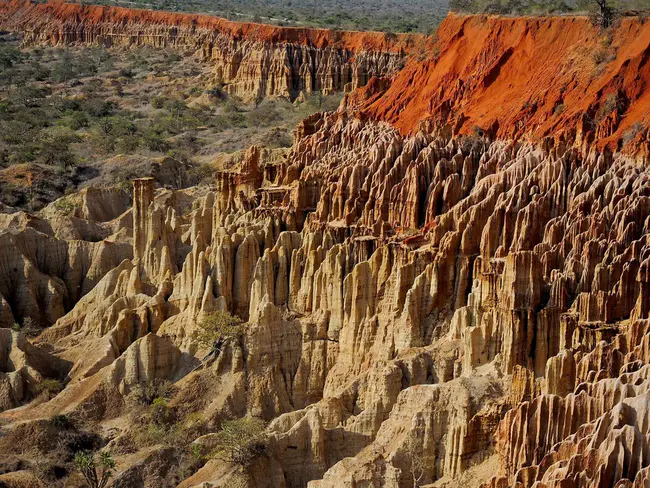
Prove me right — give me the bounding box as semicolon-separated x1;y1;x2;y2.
196;310;243;361
449;0;476;11
579;0;615;26
210;417;267;467
405;435;427;488
593;0;614;26
38;127;81;169
74;451;116;488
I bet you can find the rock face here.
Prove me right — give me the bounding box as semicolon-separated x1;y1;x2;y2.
359;13;650;156
0;8;650;488
0;0;416;101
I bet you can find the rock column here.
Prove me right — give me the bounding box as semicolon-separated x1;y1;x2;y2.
133;177;154;262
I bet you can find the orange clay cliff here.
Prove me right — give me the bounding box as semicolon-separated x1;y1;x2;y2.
0;0;419;51
358;13;650;154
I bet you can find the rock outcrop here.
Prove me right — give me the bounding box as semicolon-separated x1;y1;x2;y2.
0;7;649;488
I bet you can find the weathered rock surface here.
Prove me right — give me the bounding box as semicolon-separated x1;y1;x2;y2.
0;7;649;488
0;0;416;101
359;13;650;156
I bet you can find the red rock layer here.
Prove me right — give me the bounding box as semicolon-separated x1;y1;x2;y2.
360;13;650;154
0;0;416;52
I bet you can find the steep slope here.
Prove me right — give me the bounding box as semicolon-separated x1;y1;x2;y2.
0;8;649;488
0;0;420;101
360;14;650;154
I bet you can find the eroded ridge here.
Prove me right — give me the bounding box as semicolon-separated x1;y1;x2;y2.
0;102;648;486
0;0;416;101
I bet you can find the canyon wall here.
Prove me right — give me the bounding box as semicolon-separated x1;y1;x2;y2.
0;0;419;100
1;7;650;488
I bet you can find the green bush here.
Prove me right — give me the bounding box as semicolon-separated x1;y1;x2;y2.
0;45;22;68
151;95;167;109
126;380;178;407
9;84;49;108
149;397;176;426
82;98;117;118
247;101;282;127
116;134;141;153
196;310;244;350
61;111;90;130
35;379;64;397
74;451;115;488
143;130;171;152
210;417;268;466
54;195;77;215
38;127;81;169
51;414;73;430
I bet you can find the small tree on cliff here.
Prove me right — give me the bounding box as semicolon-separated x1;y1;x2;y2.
210;417;267;467
579;0;616;27
196;310;243;361
405;435;427;488
593;0;614;26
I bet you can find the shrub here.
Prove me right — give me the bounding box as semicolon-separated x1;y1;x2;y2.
54;196;77;215
10;84;48;108
0;45;22;68
61;111;90;130
187;163;215;185
130;391;193;447
82;98;117;118
127;380;177;408
206;87;226;100
51;51;76;83
21;316;42;337
116;134;141;153
247;101;282;127
118;67;134;79
151;95;167;109
592;47;609;65
51;414;72;430
623;122;645;144
150;397;175;426
196;310;244;351
595;93;618;124
91;116;137;153
210;417;267;466
38;127;81;169
143;131;170;152
73;451;115;488
260;128;293;149
35;379;64;397
164;99;187;117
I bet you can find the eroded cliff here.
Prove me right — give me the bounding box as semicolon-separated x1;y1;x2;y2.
0;8;649;488
359;13;650;155
0;0;418;101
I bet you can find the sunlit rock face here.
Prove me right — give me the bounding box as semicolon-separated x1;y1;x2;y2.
0;0;414;102
1;5;650;488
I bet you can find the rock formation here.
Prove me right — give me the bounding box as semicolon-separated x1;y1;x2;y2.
0;5;649;488
0;0;417;101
